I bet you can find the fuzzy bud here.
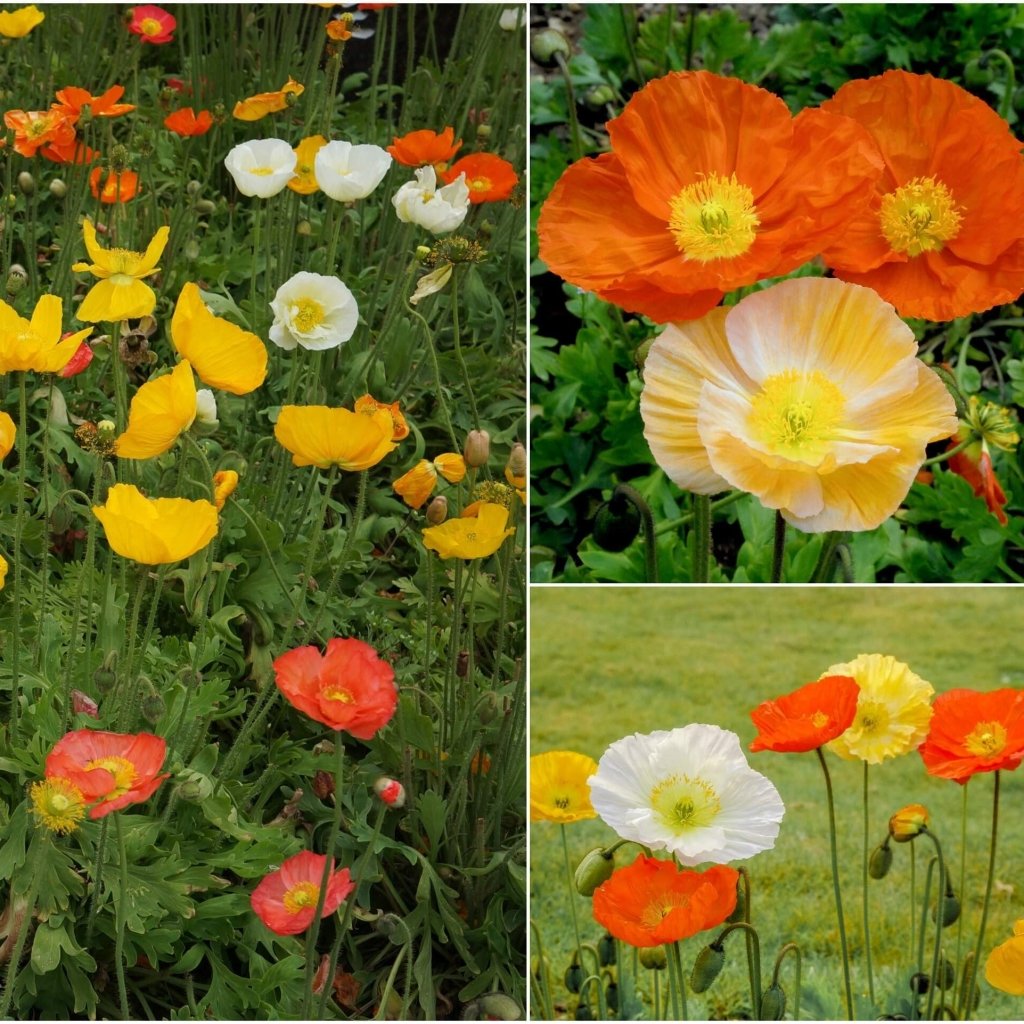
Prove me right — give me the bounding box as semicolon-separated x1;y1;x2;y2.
375;913;411;946
910;972;930;995
426;495;448;525
889;804;929;842
932;886;960;928
573;847;615;897
531;27;571;65
761;983;787;1020
186;179;202;197
373;777;406;808
477;993;522;1020
574;1004;593;1021
869;840;893;879
16;171;34;195
689;943;725;992
597;933;616;967
296;219;312;237
141;691;165;726
592;493;641;552
583;83;616;110
5;264;27;297
71;690;99;719
184;239;201;261
604;980;619;1013
49;177;67;199
177;769;214;802
564;959;583;994
195;199;216;215
639;946;667;971
475;123;492;140
477;690;500;724
93;650;118;693
935;957;955;990
464;429;490;468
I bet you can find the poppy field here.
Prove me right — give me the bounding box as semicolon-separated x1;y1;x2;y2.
530;587;1024;1021
530;4;1024;583
0;4;526;1020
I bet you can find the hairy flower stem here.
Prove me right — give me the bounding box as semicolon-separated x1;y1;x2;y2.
9;374;28;736
915;857;937;1022
561;824;586;995
810;531;845;583
772;943;802;1023
116;569;149;730
114;816;130;1020
963;771;1000;1021
406;299;459;449
952;783;969;1011
614;484;658;583
450;270;480;429
771;511;786;583
909;843;916;982
716;922;762;1019
84;817;110;946
691;493;711;583
816;747;854;1020
922;831;946;1021
862;763;876;1005
669;941;689;1020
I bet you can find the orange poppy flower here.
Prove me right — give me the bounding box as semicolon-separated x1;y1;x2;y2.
45;729;169;818
163;107;213;137
354;393;409;440
592;855;738;948
387;127;462;170
233;77;304;121
4;107;75;158
325;17;352;41
251;851;354;935
750;675;860;754
273;638;397;738
41;133;98;165
947;434;1009;525
54;85;135;120
441;153;518;204
89;168;139;204
919;688;1024;782
821;71;1024;321
538;70;883;323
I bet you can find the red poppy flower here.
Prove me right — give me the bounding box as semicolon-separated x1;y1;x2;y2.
919;688;1024;783
45;730;168;818
54;85;135;120
89;168;139;204
129;4;176;44
58;339;94;378
387;127;462;169
750;675;860;753
538;70;883;323
947;435;1009;525
442;153;518;204
273;638;397;738
821;71;1024;321
251;851;354;935
593;855;738;948
163;107;213;137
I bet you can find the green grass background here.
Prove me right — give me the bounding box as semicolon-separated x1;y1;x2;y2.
530;587;1024;1020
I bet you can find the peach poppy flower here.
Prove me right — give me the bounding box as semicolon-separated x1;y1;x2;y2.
441;153;518;203
750;675;860;753
821;71;1024;321
129;4;175;44
4;108;75;158
45;730;169;818
54;85;135;120
89;168;139;204
593;855;738;948
387;127;462;170
640;278;958;532
538;70;883;323
163;107;213;137
251;852;354;936
273;638;397;737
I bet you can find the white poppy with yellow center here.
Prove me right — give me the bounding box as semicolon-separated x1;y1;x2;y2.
269;271;359;352
640;277;958;532
223;138;297;198
588;724;785;866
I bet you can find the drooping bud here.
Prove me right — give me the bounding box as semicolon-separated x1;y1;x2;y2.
16;171;34;195
426;495;448;524
573;847;615;897
573;1002;593;1021
478;993;522;1020
186;179;202;197
373;777;406;808
583;84;616;110
592;492;641;552
726;879;746;924
597;932;616;967
761;983;787;1020
141;689;165;726
531;27;571;65
935;957;955;990
464;429;490;468
296;219;312;237
93;650;118;693
375;913;411;946
564;958;583;994
689;943;726;993
477;691;500;724
604;980;619;1013
910;972;930;995
639;946;667;971
932;884;960;928
195;199;216;216
889;804;929;843
869;839;893;879
71;690;99;719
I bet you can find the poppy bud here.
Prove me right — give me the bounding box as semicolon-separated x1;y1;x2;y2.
195;199;216;215
932;886;960;927
97;420;116;442
5;194;15;210
17;171;34;195
478;994;522;1020
889;804;929;842
110;144;130;172
296;219;312;237
597;932;616;967
49;178;67;199
373;777;406;808
574;1003;593;1020
375;913;411;946
564;959;583;994
177;769;213;802
475;123;492;141
477;691;499;724
592;493;641;552
5;265;27;297
574;847;615;897
505;442;526;485
93;650;118;693
935;957;955;990
584;84;616;110
464;429;490;468
761;983;787;1020
186;179;202;197
690;943;725;992
639;946;667;971
604;980;619;1012
456;650;469;677
71;690;99;719
415;244;432;261
869;840;893;879
910;972;930;995
141;691;165;726
426;495;448;524
312;769;334;800
531;27;571;65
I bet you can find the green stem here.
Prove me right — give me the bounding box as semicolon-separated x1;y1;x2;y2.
810;531;844;583
664;940;681;1021
9;373;28;735
669;941;688;1021
771;511;786;583
449;269;479;429
114;816;130;1020
715;922;762;1019
553;52;583;161
815;747;854;1020
915;857;937;1021
923;831;946;1021
116;568;149;730
909;842;916;983
952;782;968;1011
963;771;1000;1021
862;762;875;1005
85;817;110;946
983;48;1017;122
561;824;585;988
613;484;657;583
691;493;711;583
772;943;802;1024
922;437;971;467
655;490;744;534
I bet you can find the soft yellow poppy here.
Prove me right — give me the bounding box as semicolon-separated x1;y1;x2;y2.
986;920;1024;995
114;360;197;460
288;134;327;195
93;483;218;564
0;4;44;37
73;220;170;323
421;501;515;559
0;295;91;373
274;405;398;471
434;452;466;484
213;469;239;510
170;283;267;395
0;411;15;460
393;460;437;509
530;750;599;824
232;77;304;121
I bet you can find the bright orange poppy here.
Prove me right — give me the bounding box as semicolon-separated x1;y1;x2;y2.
821;71;1024;321
750;675;860;753
54;85;135;120
4;107;75;158
919;688;1024;783
232;77;304;121
163;107;213;137
41;133;97;165
387;127;462;170
592;855;738;948
441;153;518;203
89;168;139;204
538;70;883;323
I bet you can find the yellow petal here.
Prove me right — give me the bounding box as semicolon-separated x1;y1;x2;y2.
77;278;157;323
393;460;437;508
0;411;15;459
134;225;171;278
274;405;397;471
81;218;111;271
29;294;62;343
115;361;197;460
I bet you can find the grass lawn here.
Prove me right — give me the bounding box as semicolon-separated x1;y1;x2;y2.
530;587;1024;1020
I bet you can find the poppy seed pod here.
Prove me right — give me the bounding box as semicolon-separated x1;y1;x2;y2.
690;943;726;993
869;840;894;879
639;946;668;971
464;429;490;468
574;847;615;897
761;983;787;1020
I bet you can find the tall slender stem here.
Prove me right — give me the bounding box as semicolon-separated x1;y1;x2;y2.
114;815;130;1020
449;270;479;428
669;941;688;1020
560;824;585;986
816;747;854;1020
923;831;946;1021
963;771;1000;1021
862;762;875;1004
691;493;711;583
771;511;786;583
810;531;843;583
952;782;969;1011
9;373;28;735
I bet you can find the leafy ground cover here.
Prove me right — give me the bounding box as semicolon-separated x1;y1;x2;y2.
0;4;526;1019
530;3;1024;583
530;587;1024;1020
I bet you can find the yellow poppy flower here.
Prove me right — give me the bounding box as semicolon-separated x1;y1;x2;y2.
422;501;515;559
288;134;327;195
93;483;218;565
170;283;267;395
0;411;13;459
394;461;437;509
213;469;239;510
986;920;1024;995
0;295;91;373
825;653;935;764
274;405;398;471
0;4;44;37
434;452;466;484
232;77;304;121
355;394;409;440
530;750;598;824
114;360;197;460
72;220;170;323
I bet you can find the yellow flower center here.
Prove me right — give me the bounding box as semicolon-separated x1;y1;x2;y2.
811;710;829;729
749;370;845;460
964;721;1007;757
27;117;50;138
140;17;162;35
650;775;721;835
109;247;145;275
879;176;963;257
283;881;320;914
291;298;325;333
468;175;492;193
322;683;355;703
668;173;759;262
640;892;691;929
249;166;275;177
30;778;86;835
85;755;137;796
553;794;571;810
855;700;890;736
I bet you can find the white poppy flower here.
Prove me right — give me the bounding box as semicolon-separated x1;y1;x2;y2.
314;141;392;202
589;724;785;866
223;139;297;198
392;166;470;235
269;271;359;351
195;388;218;426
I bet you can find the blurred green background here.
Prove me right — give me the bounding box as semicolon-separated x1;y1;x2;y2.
530;587;1024;1019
